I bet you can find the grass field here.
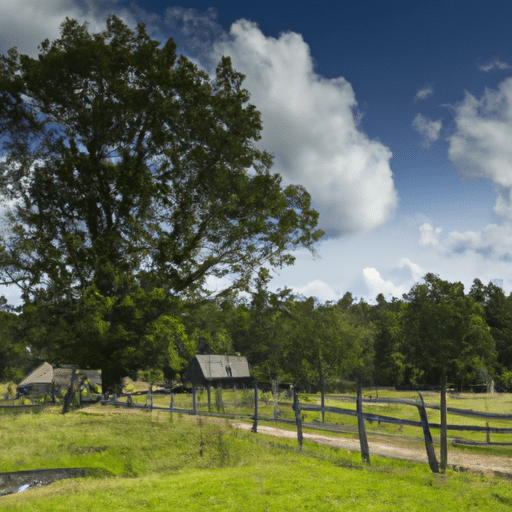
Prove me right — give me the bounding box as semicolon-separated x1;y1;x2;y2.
1;403;512;511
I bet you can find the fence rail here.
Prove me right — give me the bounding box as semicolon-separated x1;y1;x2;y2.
92;384;512;475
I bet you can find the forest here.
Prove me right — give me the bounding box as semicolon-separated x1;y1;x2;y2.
1;271;509;394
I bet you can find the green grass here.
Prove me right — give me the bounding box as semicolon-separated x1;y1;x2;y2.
1;406;512;510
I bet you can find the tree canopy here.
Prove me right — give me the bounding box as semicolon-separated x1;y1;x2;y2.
0;16;322;390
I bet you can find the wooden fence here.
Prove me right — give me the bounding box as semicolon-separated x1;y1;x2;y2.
98;384;512;474
293;389;512;473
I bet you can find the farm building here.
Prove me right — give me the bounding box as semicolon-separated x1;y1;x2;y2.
17;362;102;400
187;355;251;388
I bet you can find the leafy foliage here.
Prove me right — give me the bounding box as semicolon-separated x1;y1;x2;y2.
402;274;496;388
0;17;322;389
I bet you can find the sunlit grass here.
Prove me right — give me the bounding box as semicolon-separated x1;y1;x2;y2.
1;406;512;511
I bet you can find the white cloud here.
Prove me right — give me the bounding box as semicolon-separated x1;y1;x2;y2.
444;224;512;261
419;223;442;246
415;85;434;100
448;78;512;189
363;267;408;299
362;256;427;301
0;0;138;57
207;19;397;236
478;58;512;72
293;279;339;302
397;257;425;280
412;113;442;148
443;77;512;262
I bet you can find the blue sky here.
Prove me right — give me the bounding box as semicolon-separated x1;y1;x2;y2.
1;0;512;304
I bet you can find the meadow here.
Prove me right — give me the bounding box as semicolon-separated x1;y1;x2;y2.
1;397;512;511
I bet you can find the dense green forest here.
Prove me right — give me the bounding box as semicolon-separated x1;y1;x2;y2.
1;271;509;393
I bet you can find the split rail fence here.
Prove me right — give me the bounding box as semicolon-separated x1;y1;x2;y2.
97;384;512;474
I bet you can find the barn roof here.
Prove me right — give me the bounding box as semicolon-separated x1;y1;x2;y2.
18;362;53;387
189;355;250;383
17;362;101;389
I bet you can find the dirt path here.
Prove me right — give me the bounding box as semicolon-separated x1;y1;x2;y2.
233;422;512;476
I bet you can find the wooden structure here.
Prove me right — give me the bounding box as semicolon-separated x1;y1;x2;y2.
17;362;102;400
187;355;251;387
187;355;252;413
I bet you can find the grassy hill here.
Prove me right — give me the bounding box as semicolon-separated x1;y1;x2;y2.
1;405;512;511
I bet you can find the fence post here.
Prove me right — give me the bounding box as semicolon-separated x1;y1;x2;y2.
320;375;325;423
356;381;370;464
147;385;153;409
207;384;211;413
170;393;174;412
192;385;197;415
293;389;303;450
216;383;224;413
272;374;279;421
486;422;491;444
62;367;77;414
252;380;258;433
440;368;448;472
417;392;439;473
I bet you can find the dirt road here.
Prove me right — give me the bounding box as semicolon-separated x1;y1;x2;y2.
234;422;512;477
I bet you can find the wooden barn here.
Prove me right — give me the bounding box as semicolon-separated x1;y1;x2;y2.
187;355;251;388
17;362;102;400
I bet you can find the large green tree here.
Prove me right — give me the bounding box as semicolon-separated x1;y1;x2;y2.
0;297;28;383
371;294;407;387
0;17;322;391
403;273;496;471
469;279;512;387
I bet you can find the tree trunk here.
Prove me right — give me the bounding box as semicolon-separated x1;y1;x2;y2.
101;367;122;397
440;367;447;472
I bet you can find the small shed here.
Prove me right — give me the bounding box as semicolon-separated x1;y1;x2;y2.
17;362;102;399
187;355;251;388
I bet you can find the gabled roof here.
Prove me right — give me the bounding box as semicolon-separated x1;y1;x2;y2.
189;355;250;382
17;362;101;389
18;362;53;387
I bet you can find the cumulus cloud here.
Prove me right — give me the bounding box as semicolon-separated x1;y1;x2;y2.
448;78;512;190
363;267;408;299
412;113;442;148
444;224;512;261
0;0;139;56
415;85;434;101
363;257;425;300
419;223;442;246
178;16;398;236
397;257;425;280
478;58;512;72
440;78;512;261
293;279;339;302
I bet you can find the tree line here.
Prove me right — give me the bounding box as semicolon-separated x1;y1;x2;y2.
1;271;509;393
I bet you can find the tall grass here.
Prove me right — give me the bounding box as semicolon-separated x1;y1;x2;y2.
1;405;512;511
